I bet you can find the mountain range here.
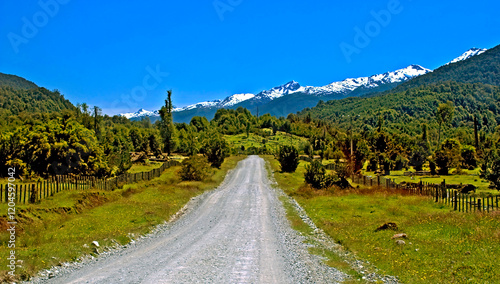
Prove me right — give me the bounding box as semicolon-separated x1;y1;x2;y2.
297;44;500;134
120;47;487;123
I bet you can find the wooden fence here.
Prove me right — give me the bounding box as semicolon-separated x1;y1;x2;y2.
351;174;500;213
0;160;180;204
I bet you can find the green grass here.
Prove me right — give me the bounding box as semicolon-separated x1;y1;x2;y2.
362;169;497;195
127;161;163;173
0;155;246;282
225;131;308;153
265;155;500;284
263;156;364;281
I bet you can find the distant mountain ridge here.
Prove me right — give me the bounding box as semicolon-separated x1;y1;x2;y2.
448;48;487;65
297;44;500;134
120;47;489;123
386;46;499;94
122;65;431;122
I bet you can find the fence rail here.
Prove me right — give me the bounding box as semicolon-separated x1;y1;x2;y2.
351;173;500;213
0;160;180;204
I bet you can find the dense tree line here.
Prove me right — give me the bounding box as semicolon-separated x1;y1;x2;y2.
0;75;499;190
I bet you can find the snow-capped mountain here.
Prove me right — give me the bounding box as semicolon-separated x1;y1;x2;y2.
121;108;159;119
304;65;431;95
173;100;221;112
448;48;487;65
121;65;430;121
219;93;255;108
119;47;488;122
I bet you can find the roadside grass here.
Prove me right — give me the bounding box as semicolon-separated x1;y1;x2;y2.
278;195;364;282
263;156;364;281
0;155;246;282
127;161;163;173
264;155;500;284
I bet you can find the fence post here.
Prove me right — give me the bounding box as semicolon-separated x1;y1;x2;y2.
435;185;438;202
453;191;458;211
30;184;37;204
478;198;482;212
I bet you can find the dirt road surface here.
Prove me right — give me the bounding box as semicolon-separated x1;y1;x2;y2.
35;156;345;283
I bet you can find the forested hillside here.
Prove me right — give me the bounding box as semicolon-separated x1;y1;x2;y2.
300;82;500;135
0;87;75;117
0;72;38;90
382;44;500;95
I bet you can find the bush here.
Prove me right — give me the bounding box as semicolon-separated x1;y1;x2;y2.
304;160;337;189
179;155;210;181
277;145;299;173
482;152;500;190
203;135;229;168
461;145;477;170
304;160;327;189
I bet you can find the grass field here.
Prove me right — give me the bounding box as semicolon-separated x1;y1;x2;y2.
0;156;246;282
127;161;163;173
264;155;500;284
225;131;308;153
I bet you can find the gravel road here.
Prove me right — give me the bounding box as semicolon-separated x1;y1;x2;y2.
33;156;346;283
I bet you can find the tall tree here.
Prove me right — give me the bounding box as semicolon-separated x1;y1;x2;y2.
159;90;176;155
436;101;455;147
93;105;102;139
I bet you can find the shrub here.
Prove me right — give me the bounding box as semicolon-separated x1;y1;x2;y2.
179;155;210;181
304;160;338;189
203;135;229;168
461;145;477;170
482;152;500;190
304;160;327;189
277;145;299;173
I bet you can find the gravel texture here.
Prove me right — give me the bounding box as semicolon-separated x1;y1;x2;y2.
29;156;347;283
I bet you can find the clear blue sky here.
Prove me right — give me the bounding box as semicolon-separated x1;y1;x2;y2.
1;0;498;115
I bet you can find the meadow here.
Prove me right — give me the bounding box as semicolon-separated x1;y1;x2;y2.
264;155;500;283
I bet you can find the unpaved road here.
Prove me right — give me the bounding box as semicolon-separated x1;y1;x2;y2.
37;156;345;283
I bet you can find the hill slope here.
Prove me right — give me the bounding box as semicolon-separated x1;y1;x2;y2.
385;44;500;94
0;72;38;90
300;81;500;135
0;73;75;115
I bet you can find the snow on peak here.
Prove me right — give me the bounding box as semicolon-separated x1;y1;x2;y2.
309;65;431;95
255;80;304;100
120;65;431;119
220;93;255;107
448;48;487;65
120;108;158;119
173;100;222;112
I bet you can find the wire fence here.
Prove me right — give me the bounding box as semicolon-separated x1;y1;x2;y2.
1;160;180;204
351;173;499;213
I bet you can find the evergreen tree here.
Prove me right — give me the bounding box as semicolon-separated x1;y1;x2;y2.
159;90;177;155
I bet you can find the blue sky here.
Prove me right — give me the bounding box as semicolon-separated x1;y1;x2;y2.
1;0;499;115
